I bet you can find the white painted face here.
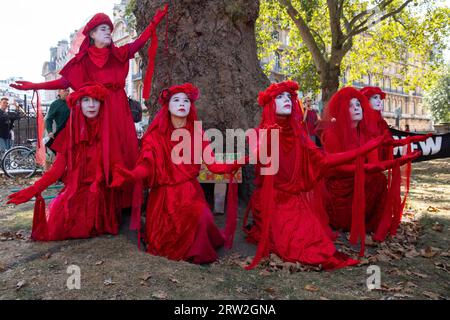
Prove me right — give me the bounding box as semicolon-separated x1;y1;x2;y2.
370;94;383;111
81;97;101;119
169;93;191;118
275;92;292;116
90;24;112;48
349;98;363;122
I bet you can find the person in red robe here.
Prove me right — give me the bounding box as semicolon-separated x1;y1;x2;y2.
7;83;122;241
112;83;244;264
358;86;430;242
243;81;389;270
10;7;168;226
320;87;421;254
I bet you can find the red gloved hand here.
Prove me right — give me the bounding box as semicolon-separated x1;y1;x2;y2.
409;133;432;143
152;4;169;26
10;81;37;91
7;186;39;205
111;165;136;188
398;150;421;165
358;134;384;156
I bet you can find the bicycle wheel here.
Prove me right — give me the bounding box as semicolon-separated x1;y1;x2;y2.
2;146;37;179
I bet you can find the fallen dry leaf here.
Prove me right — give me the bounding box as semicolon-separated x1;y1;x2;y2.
304;285;319;292
16;280;26;290
264;287;276;294
169;277;180;284
393;293;413;299
431;222;444;232
41;253;52;260
426;206;439;213
141;273;152;281
411;272;429;279
420;246;440;258
258;270;271;277
152;291;168;300
422;291;441;300
434;262;450;273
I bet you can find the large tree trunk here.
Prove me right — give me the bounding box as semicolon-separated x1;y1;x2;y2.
320;64;340;109
134;0;270;201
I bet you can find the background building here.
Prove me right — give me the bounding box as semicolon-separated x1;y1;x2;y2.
263;29;433;132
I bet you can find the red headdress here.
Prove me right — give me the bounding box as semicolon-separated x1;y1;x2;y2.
322;87;376;151
75;13;114;55
145;83;200;137
360;86;386;100
246;80;331;269
67;82;108;109
322;87;378;254
257;80;302;129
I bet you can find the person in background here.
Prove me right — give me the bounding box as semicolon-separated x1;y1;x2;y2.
45;89;70;142
303;95;320;144
0;97;25;152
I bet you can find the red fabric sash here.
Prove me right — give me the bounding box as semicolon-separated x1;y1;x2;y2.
142;32;158;100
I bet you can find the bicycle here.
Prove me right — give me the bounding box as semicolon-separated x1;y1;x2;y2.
1;139;40;179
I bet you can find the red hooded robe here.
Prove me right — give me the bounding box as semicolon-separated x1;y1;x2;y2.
243;81;361;270
130;83;242;264
9;83;122;241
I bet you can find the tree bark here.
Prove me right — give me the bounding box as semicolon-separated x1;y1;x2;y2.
320;64;341;109
134;0;270;201
134;0;269;131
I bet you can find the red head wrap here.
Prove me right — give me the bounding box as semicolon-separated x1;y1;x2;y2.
67;82;108;109
322;87;375;151
82;13;114;37
158;83;200;105
360;86;386;100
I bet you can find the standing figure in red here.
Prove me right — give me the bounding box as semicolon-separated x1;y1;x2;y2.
320;87;420;254
112;83;244;264
10;6;168;223
7;83;122;241
243;81;386;270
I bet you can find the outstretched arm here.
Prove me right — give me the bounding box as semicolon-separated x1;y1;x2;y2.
325;151;421;178
111;160;152;188
10;78;70;91
128;4;168;57
202;139;247;175
389;134;432;147
7;153;67;205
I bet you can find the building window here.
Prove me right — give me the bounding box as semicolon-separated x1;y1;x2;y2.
272;31;280;41
274;52;281;72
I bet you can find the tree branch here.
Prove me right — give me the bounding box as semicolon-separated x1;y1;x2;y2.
277;0;328;71
328;0;344;50
348;0;395;29
344;0;413;42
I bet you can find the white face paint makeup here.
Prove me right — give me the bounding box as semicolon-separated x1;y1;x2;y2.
90;24;112;48
169;93;191;118
81;97;101;119
275;92;292;116
349;98;363;123
370;94;383;111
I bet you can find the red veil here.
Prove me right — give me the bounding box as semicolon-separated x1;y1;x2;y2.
360;86;409;241
138;83;240;250
246;81;336;269
32;83;112;240
321;87;403;253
